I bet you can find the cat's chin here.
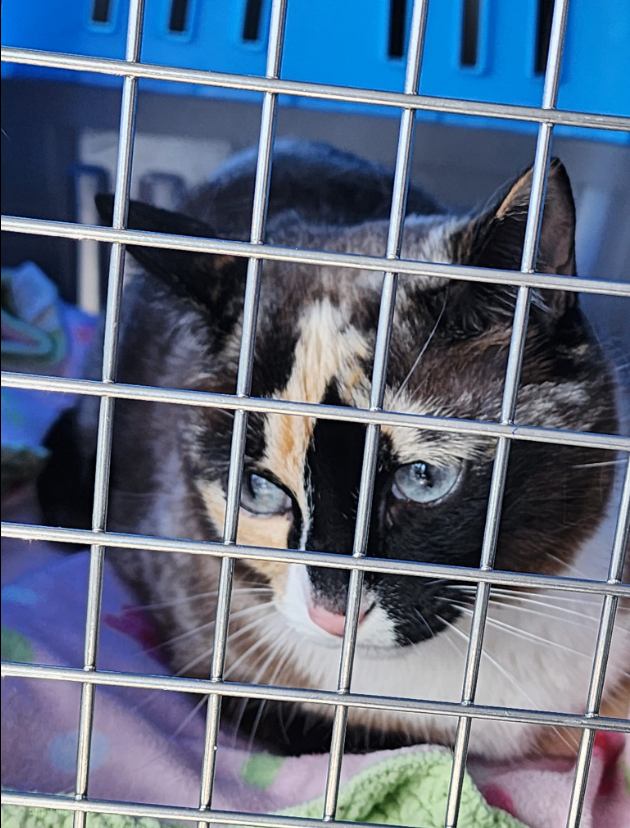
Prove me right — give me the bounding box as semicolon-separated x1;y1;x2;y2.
294;632;408;660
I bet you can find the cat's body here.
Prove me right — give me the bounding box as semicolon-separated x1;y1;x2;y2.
40;141;629;760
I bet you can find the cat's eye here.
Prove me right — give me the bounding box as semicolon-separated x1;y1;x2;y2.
392;461;462;504
241;473;292;516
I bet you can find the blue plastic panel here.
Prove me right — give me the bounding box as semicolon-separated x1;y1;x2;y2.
2;0;629;142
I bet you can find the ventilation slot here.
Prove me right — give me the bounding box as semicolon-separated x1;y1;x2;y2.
388;0;407;58
460;0;480;67
535;0;554;74
169;0;190;33
243;0;264;41
91;0;112;24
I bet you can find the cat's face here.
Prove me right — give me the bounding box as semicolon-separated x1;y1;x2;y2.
185;242;616;654
88;155;628;758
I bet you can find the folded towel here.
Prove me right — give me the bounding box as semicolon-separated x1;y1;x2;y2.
1;262;96;495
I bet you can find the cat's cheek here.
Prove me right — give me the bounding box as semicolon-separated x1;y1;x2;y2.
356;602;399;649
382;499;419;534
195;477;293;598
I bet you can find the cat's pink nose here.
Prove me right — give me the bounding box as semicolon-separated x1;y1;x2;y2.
307;602;367;637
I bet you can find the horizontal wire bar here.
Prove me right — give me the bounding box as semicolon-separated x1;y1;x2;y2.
3;662;629;733
0;790;386;828
3;522;629;597
2;371;628;453
3;215;629;298
2;46;629;133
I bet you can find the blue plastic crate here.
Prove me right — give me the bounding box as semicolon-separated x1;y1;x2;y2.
2;0;629;142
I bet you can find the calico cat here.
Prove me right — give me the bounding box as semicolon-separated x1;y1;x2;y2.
39;140;629;760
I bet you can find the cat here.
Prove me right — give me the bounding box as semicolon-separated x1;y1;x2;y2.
39;140;629;760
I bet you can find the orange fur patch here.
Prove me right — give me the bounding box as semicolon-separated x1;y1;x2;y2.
198;480;290;596
532;676;630;759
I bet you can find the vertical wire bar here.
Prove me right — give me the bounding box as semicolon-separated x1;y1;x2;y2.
444;1;571;824
322;0;431;818
196;1;288;822
72;3;145;826
565;456;630;828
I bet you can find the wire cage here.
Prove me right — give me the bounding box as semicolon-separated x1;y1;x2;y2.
1;0;629;827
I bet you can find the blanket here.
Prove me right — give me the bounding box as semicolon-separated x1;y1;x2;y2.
2;263;629;828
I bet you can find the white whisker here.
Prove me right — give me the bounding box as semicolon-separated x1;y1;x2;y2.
134;601;274;658
453;604;595;659
392;293;447;402
140;587;272;612
224;624;283;680
571;459;625;469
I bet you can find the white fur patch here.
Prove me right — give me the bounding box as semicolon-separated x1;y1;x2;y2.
279;564;398;650
261;460;630;759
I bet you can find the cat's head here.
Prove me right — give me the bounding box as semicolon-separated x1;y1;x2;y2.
95;158;617;654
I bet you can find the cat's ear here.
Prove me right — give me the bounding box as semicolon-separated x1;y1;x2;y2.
465;158;576;276
453;159;577;327
95;194;247;312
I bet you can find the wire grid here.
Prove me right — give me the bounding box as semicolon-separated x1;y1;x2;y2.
1;0;630;825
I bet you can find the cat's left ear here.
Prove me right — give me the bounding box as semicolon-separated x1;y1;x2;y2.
455;158;577;320
95;194;248;316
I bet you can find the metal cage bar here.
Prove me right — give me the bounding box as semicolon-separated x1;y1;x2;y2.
70;2;145;826
0;789;422;828
322;0;431;816
565;457;630;827
3;521;630;597
3;660;630;733
197;0;288;821
2;372;629;453
1;0;629;824
3;216;630;298
445;0;571;823
2;44;630;134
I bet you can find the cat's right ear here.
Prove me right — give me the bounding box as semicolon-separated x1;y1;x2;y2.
95;194;247;312
448;159;578;334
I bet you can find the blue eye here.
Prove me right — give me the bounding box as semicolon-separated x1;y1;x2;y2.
392;461;462;504
241;473;292;516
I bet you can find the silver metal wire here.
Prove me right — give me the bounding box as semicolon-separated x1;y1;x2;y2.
3;661;629;733
0;788;449;828
197;1;288;821
445;1;572;822
565;457;630;828
2;45;630;133
3;520;630;597
71;2;144;826
2;1;629;826
2;372;629;453
322;1;431;815
3;215;630;298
